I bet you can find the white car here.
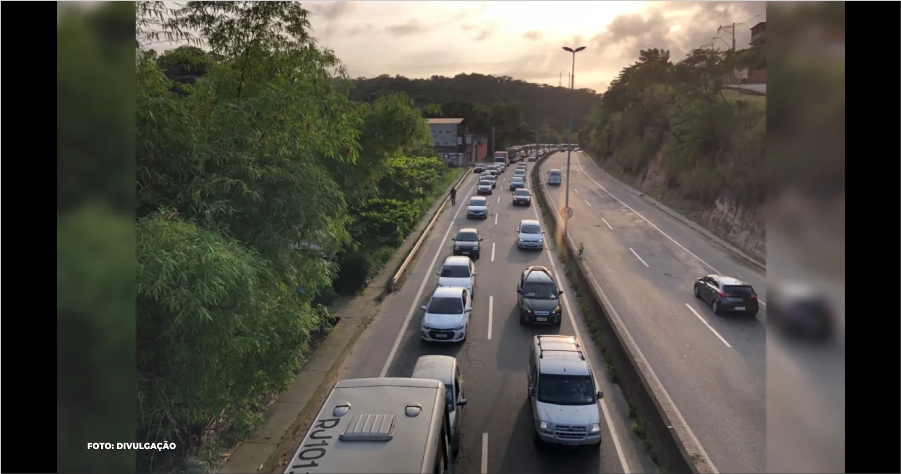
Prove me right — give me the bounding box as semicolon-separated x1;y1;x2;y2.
513;169;526;179
421;286;472;343
467;196;489;219
435;256;477;295
528;154;538;162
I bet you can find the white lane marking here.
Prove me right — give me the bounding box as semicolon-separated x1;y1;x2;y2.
573;155;767;308
584;199;592;207
380;181;478;377
528;200;631;474
629;248;649;268
602;218;613;230
684;304;733;348
491;242;496;262
539;177;714;473
494;213;498;225
572;156;720;271
497;195;501;204
574;188;579;194
481;432;489;473
487;296;494;340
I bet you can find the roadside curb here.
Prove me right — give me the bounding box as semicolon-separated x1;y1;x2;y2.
217;167;468;474
577;152;767;272
531;153;708;474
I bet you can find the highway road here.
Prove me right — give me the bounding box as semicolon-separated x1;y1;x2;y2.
333;162;656;474
540;151;767;473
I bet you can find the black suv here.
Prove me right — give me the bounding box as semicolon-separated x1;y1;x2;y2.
452;228;483;259
694;275;759;316
512;188;531;206
517;266;563;325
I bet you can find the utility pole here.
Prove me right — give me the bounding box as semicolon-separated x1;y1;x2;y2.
535;95;541;147
558;73;562;87
717;23;736;51
562;45;586;240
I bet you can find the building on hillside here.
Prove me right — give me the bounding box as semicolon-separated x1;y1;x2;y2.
743;21;767;84
750;21;767;46
467;134;489;163
427;118;467;166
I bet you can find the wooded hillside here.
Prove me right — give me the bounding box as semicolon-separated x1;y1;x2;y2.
347;73;603;138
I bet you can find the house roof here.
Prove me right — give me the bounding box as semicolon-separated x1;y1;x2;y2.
750;21;766;31
427;118;464;125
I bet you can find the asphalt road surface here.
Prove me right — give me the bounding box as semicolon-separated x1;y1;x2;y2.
334;162;656;474
540;151;766;473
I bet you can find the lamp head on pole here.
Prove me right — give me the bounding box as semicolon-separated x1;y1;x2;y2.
563;46;587;53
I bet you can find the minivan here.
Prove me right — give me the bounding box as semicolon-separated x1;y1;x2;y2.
547;169;562;185
528;335;602;449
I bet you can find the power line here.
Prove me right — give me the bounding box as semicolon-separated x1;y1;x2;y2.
736;11;764;26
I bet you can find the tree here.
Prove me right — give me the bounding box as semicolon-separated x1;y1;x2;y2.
540;123;562;143
135;2;364;467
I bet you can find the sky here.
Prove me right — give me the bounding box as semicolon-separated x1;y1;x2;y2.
303;1;766;93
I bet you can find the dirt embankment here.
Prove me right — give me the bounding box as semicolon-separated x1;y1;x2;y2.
596;147;766;263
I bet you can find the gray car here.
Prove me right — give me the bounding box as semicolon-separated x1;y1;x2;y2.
517;219;544;249
528;335;603;449
452;228;483;259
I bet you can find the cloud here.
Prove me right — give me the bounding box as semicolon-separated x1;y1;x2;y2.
474;29;493;42
386;19;430;36
308;1;357;21
454;2;488;21
460;24;476;32
587;2;765;63
347;23;378;37
523;30;543;41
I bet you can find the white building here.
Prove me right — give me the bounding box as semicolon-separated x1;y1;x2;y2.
427;118;465;149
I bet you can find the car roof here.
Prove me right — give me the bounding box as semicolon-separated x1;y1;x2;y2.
533;335;590;376
469;196;487;201
519;219;540;226
549;169;561;173
523;266;554;283
710;275;750;286
411;355;456;384
515;188;530;193
457;227;478;235
432;286;464;298
443;256;471;267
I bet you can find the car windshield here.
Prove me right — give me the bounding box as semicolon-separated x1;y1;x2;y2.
521;224;541;234
469;198;486;205
537;374;596;405
478;181;491;186
724;285;755;297
455;232;478;242
515;190;530;196
512;178;524;183
522;282;558;299
427;296;463;314
550;172;561;177
440;264;471;278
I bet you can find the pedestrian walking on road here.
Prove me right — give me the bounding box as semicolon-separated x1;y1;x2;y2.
450;187;457;205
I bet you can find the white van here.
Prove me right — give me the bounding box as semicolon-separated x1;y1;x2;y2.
411;356;466;454
547;169;562;185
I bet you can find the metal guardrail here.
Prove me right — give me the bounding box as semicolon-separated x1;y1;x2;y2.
388;169;470;293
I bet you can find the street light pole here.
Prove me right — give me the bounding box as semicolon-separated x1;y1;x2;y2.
562;45;585;240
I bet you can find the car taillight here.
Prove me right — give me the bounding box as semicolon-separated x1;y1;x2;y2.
717;291;726;298
751;294;757;300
